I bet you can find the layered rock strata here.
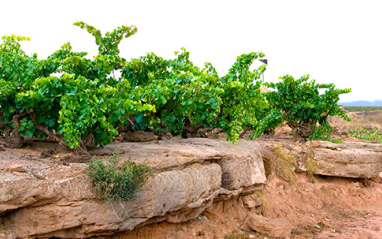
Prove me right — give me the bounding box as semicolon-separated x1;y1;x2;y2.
0;138;266;238
305;140;382;178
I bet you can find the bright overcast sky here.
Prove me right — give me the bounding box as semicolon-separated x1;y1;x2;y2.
1;0;381;103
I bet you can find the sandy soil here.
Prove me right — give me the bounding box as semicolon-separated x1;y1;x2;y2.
263;171;382;239
115;170;382;239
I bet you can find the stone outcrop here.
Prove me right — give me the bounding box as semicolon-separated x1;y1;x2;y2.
274;124;292;136
1;138;382;238
259;140;382;179
305;140;382;178
0;138;266;238
122;130;156;142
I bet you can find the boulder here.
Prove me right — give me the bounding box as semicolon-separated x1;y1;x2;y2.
4;164;222;238
306;141;382;178
274;124;292;136
242;194;262;209
246;214;292;238
6;165;27;173
219;151;265;190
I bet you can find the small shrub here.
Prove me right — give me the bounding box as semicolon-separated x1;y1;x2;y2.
307;122;343;143
86;148;153;204
264;74;351;140
349;127;382;143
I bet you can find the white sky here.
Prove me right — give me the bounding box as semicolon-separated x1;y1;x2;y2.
1;0;382;103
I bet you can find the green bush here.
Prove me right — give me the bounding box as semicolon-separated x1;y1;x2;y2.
1;21;353;149
307;122;343;143
1;21;273;149
264;74;351;140
86;149;153;204
0;24;153;151
349;127;382;143
123;49;270;144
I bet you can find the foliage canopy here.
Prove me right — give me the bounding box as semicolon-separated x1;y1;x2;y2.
0;22;352;151
264;75;351;140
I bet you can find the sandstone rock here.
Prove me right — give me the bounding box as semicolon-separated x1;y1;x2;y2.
11;172;24;176
0;232;16;239
246;214;292;238
274;124;292;136
219;153;265;190
345;137;364;142
117;138;266;187
123;131;155;142
305;140;345;150
303;141;382;178
373;172;382;183
296;160;309;173
5;164;222;238
89;146;126;156
343;142;382;152
0;138;265;238
216;187;243;201
308;142;381;178
6;165;27;173
242;194;261;209
370;176;381;183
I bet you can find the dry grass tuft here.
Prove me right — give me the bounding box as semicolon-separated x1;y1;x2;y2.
303;146;318;177
255;190;269;206
272;144;297;186
224;229;250;239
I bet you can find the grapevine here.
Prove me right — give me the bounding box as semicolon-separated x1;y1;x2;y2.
1;21;351;152
264;75;351;140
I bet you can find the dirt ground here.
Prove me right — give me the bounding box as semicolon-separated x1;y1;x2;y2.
1;111;382;238
328;111;382;134
116;164;382;239
262;170;382;239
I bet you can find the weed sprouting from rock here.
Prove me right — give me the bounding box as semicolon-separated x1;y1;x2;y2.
307;122;343;143
86;148;153;204
304;146;318;177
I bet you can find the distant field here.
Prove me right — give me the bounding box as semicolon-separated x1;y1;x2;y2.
342;106;382;112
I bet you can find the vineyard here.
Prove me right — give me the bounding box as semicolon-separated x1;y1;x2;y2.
343;106;382;112
0;22;351;153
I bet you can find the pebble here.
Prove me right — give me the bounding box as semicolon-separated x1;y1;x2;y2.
7;164;27;173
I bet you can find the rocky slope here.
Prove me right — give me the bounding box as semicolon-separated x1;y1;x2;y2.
0;137;382;238
0;138;266;238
